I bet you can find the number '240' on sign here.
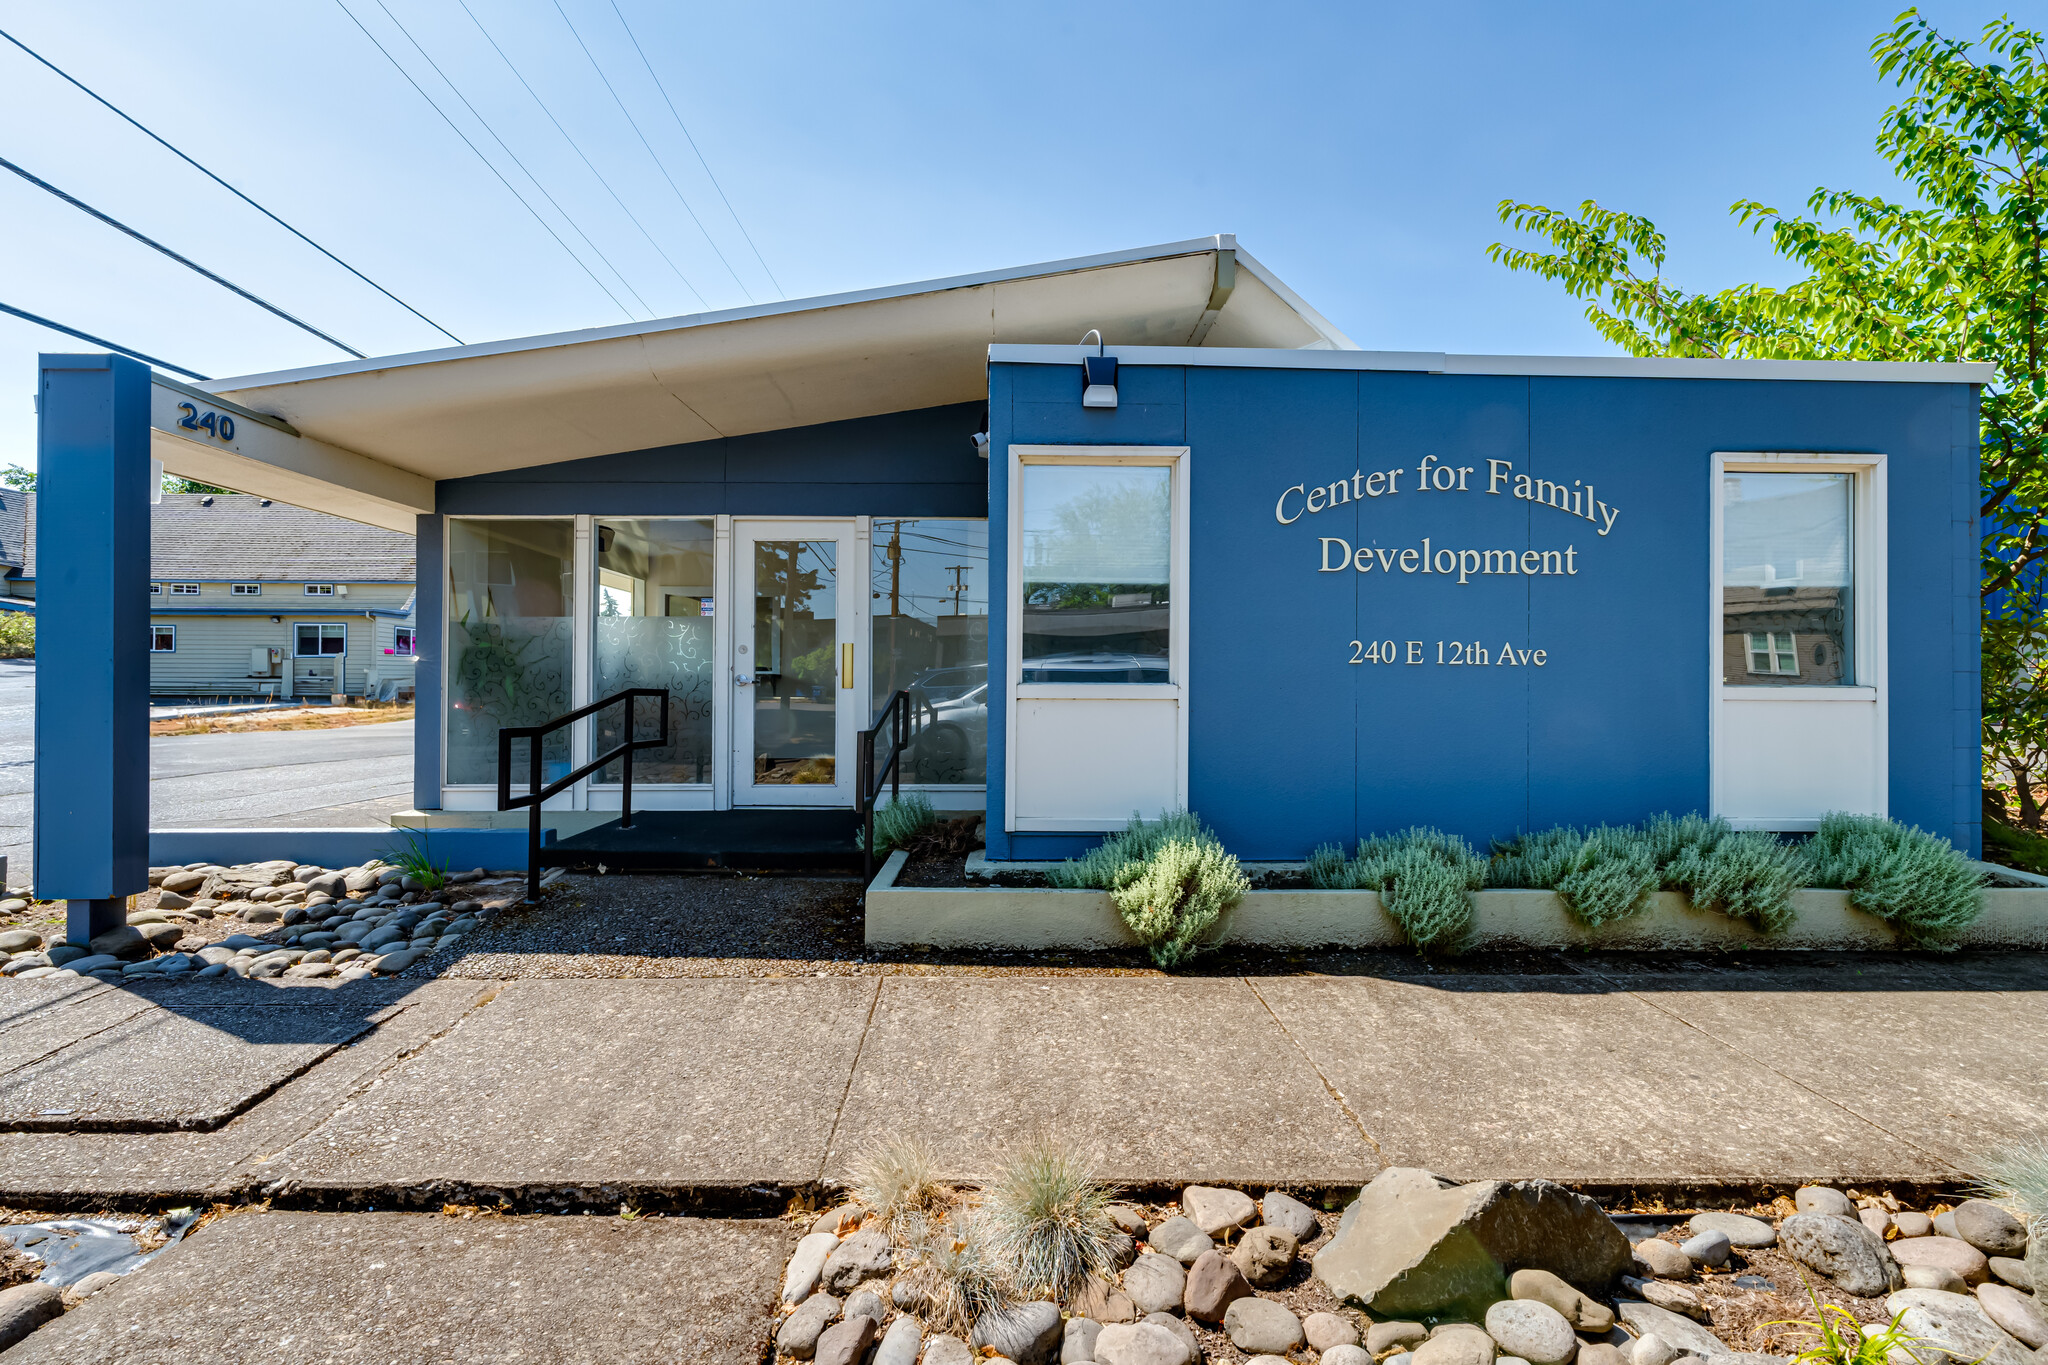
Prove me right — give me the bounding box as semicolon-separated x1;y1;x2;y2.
174;402;236;442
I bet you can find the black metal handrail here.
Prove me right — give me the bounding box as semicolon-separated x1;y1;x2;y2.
498;687;670;902
858;689;914;886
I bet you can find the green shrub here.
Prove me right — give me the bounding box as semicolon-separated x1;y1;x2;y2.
1311;827;1485;952
1983;812;2048;877
1648;813;1800;933
1052;811;1246;967
381;827;449;891
0;613;31;659
1802;812;1983;943
1490;825;1658;926
866;792;937;854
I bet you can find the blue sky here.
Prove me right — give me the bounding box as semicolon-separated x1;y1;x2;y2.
0;0;2004;467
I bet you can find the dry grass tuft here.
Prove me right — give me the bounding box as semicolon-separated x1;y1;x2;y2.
844;1134;950;1235
978;1135;1122;1303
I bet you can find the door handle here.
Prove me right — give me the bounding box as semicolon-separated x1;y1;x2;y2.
734;673;754;687
841;643;853;689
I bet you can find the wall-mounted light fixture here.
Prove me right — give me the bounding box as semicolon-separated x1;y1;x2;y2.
1079;329;1117;409
970;431;990;458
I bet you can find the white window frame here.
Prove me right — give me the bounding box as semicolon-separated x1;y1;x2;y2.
1006;444;1191;831
231;582;262;596
1710;451;1888;827
149;582;162;596
149;624;176;652
168;582;200;596
304;583;336;596
1745;630;1800;677
295;622;347;657
393;626;416;655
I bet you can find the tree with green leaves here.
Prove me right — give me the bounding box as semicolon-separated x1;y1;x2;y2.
1490;9;2048;827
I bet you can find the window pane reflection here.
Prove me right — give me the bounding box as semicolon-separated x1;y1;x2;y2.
752;540;838;785
1721;471;1853;686
1019;464;1170;683
446;519;573;785
593;518;715;784
871;518;988;784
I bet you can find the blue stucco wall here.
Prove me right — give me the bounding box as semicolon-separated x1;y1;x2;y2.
413;402;988;807
985;362;1981;860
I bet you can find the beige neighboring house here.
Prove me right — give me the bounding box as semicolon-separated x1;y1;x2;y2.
1;490;416;700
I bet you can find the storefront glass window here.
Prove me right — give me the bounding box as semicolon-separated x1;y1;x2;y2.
871;518;988;784
1018;464;1170;683
446;519;573;785
593;518;716;784
1721;471;1853;686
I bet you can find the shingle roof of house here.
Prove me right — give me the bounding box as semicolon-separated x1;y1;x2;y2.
152;494;414;581
0;491;415;583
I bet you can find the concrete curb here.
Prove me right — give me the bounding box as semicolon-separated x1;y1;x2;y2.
864;851;2048;950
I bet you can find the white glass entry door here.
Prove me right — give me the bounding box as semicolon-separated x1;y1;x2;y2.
732;521;863;807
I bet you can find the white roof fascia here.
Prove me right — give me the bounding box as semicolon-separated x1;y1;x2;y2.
205;235;1291;395
1231;248;1360;350
986;344;1996;385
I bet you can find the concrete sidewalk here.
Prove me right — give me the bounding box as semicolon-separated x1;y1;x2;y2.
1;955;2042;1204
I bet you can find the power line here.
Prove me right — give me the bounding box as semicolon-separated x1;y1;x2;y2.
331;0;641;322
0;153;364;358
453;0;709;311
548;0;755;304
606;0;784;298
1;300;210;380
0;26;465;346
363;0;656;319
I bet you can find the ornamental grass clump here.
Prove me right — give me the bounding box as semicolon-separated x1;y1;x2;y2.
900;1210;1015;1336
1801;812;1982;944
1311;827;1485;952
1765;1282;1933;1365
979;1137;1122;1304
844;1133;949;1236
1489;824;1658;926
1970;1139;2048;1292
1053;811;1247;968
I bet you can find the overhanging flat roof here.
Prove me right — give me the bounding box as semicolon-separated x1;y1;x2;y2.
147;236;1345;527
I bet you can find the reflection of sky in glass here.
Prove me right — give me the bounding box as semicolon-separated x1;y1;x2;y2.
1723;472;1850;588
1021;466;1170;584
871;519;988;624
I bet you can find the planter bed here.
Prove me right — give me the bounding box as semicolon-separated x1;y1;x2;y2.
864;851;2048;953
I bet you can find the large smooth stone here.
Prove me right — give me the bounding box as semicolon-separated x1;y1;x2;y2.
813;1316;876;1365
1614;1301;1725;1359
820;1229;891;1292
924;1336;974;1365
1182;1185;1258;1236
1795;1187;1855;1219
1486;1299;1579;1365
1680;1230;1732;1268
1094;1321;1193;1365
1987;1256;2032;1290
1183;1248;1252;1322
873;1315;922;1365
1232;1224;1298;1288
1370;1322;1431;1354
1634;1240;1692;1278
0;929;42;952
1953;1201;2030;1258
1685;1212;1776;1248
87;924;150;959
1324;1349;1374;1365
0;1284;62;1352
1148;1214;1214;1264
1062;1317;1102;1365
969;1301;1063;1365
1780;1212;1902;1297
1124;1252;1186;1315
775;1292;840;1359
1883;1289;2035;1365
1890;1236;1990;1286
1304;1310;1360;1350
1224;1295;1305;1353
1975;1282;2048;1349
1263;1190;1321;1242
1413;1325;1497;1365
1512;1267;1614;1333
1903;1264;1967;1293
1313;1167;1630;1319
1895;1212;1935;1238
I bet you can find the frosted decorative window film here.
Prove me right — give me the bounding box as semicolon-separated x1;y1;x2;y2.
592;518;716;784
446;519;574;786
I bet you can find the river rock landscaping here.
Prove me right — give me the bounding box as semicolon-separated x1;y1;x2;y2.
0;859;528;986
771;1160;2044;1365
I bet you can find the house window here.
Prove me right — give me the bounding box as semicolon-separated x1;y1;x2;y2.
1018;462;1172;683
168;583;200;596
150;625;176;652
149;583;162;596
296;623;346;656
304;583;335;596
1746;632;1799;677
392;627;416;655
231;583;261;596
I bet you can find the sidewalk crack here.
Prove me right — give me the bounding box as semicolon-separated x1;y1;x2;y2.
815;977;884;1186
1244;977;1383;1167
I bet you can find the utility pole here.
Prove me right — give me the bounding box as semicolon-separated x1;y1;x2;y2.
944;564;969;616
882;520;903;616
